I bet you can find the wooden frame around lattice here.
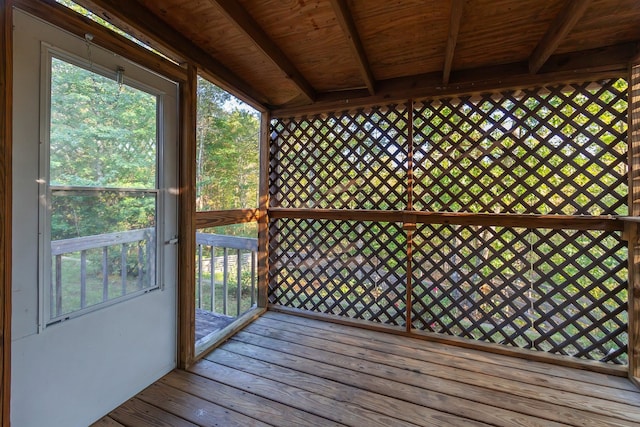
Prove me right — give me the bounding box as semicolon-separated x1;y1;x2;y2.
268;78;630;365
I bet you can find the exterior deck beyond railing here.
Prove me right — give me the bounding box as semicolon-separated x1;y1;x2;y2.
51;228;156;319
52;230;258;333
195;233;258;341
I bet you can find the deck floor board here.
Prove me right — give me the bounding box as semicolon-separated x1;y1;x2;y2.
241;318;640;423
265;311;639;392
91;416;126;427
109;398;198;427
252;315;637;403
95;311;640;427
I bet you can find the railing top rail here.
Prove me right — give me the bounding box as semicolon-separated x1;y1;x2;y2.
51;227;155;255
196;233;258;251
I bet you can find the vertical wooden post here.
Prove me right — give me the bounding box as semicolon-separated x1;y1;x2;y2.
629;63;640;384
404;226;415;332
405;100;414;332
178;64;197;369
0;0;11;423
406;100;414;212
257;111;271;308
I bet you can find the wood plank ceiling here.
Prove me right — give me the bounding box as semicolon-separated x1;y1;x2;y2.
73;0;640;113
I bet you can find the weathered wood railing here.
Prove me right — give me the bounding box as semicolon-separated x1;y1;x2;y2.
195;233;258;317
51;228;155;318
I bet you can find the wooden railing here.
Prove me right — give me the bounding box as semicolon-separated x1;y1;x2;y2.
50;228;156;318
195;233;258;317
268;211;629;366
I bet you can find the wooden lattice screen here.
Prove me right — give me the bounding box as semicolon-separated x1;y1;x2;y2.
269;218;406;325
413;82;628;215
269;105;408;210
411;225;627;362
269;78;629;364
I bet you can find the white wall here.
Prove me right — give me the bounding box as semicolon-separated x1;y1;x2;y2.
11;10;178;427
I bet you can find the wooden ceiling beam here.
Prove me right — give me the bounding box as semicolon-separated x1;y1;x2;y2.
15;0;186;83
273;42;634;118
528;0;592;74
329;0;375;95
442;0;465;85
209;0;316;103
73;0;269;110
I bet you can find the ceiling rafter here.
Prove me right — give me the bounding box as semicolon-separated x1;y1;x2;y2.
274;42;635;118
329;0;375;95
528;0;592;74
72;0;269;110
209;0;316;103
442;0;465;85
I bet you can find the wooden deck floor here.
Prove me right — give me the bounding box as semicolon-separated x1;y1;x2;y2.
95;311;640;427
195;309;235;342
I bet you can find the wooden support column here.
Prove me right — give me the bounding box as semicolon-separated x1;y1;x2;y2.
405;100;414;332
0;1;11;423
257;111;271;308
178;64;197;369
629;62;640;385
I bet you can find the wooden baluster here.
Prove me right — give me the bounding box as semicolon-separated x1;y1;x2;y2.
210;245;215;312
149;230;155;287
137;241;144;289
236;249;242;316
102;247;108;302
223;248;228;315
121;243;128;296
251;250;256;307
55;254;62;316
80;250;87;309
197;244;203;309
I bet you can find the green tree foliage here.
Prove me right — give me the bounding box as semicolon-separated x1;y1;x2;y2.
50;58;156;188
50;57;157;239
196;76;260;211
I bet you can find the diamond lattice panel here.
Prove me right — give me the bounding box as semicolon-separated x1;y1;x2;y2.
531;229;628;363
269;218;407;326
412;224;532;346
412;224;628;364
270;105;408;209
413;79;628;215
